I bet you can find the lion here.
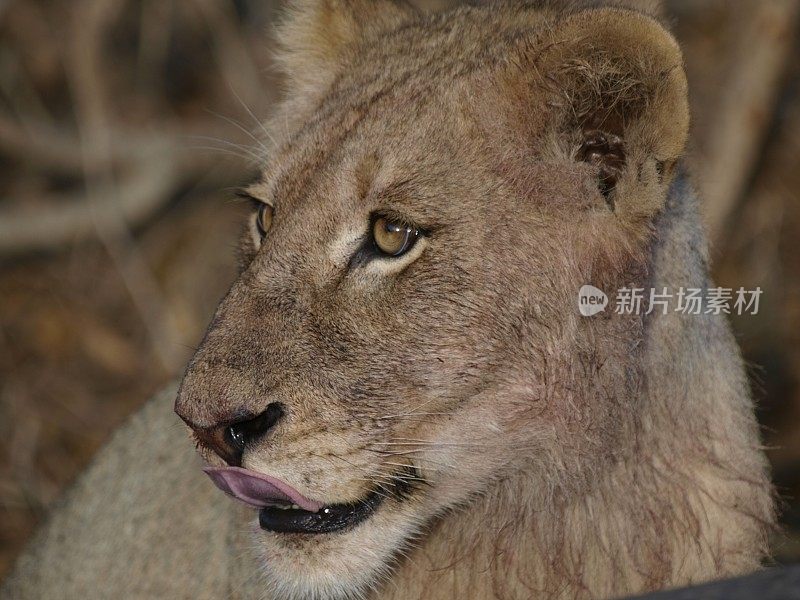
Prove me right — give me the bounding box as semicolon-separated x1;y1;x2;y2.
1;0;775;599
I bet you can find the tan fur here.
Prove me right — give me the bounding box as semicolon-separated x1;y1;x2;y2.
2;1;774;599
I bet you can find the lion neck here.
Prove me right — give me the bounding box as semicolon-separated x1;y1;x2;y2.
381;436;698;599
383;408;765;600
379;177;770;600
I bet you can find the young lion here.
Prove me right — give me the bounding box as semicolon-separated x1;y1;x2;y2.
1;1;774;599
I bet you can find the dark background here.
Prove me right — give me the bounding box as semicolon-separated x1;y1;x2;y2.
1;0;799;580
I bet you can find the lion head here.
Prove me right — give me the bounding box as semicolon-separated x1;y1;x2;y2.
175;1;688;597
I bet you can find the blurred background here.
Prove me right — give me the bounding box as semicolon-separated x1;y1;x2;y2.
0;0;799;580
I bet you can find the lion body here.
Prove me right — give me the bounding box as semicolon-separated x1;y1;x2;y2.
1;1;774;599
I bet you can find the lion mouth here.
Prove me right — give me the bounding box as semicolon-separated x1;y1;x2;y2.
203;466;384;534
258;490;384;534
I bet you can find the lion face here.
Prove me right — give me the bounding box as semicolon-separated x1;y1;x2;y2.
175;2;688;598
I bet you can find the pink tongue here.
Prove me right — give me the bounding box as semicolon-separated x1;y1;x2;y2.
203;466;323;513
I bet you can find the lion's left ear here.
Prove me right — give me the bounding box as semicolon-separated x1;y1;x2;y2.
275;0;416;99
495;8;689;218
553;9;689;213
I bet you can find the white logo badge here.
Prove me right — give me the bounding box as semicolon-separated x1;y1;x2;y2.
578;285;608;317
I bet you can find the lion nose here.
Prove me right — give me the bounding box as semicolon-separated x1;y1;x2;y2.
181;403;285;467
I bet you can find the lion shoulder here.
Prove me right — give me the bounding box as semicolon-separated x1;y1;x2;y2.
1;389;259;599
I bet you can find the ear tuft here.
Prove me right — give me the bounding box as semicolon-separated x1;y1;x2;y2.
577;130;626;204
275;0;416;99
550;9;689;160
540;8;689;212
485;7;688;219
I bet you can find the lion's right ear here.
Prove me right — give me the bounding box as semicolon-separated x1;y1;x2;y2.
275;0;416;100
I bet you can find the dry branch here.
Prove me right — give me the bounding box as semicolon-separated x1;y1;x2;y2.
0;148;180;254
700;0;800;244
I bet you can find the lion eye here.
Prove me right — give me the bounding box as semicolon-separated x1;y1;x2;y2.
372;217;419;257
256;204;274;237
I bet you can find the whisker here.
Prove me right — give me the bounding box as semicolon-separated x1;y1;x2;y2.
228;84;275;144
376;411;449;420
205;108;268;149
185;135;264;163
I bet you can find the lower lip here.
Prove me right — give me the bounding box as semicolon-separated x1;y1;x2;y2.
258;490;384;534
